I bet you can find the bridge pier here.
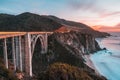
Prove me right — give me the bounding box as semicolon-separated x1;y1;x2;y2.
37;33;48;54
15;37;19;70
44;33;48;53
21;36;25;72
14;36;23;72
18;36;23;72
3;38;8;69
25;33;32;76
12;37;16;71
41;33;48;54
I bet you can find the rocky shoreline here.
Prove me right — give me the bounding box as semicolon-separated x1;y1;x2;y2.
84;54;101;75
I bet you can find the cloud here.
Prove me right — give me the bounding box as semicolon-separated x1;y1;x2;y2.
68;0;95;10
115;23;120;27
100;11;120;18
66;0;105;13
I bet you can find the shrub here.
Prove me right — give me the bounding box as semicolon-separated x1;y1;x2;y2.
0;58;18;80
38;62;92;80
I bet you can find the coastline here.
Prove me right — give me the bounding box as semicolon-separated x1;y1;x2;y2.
90;49;120;80
84;54;100;75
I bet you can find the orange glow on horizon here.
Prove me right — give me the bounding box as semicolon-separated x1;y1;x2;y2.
91;26;101;31
91;26;120;32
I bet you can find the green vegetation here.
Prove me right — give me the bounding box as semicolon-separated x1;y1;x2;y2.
0;58;18;80
0;12;62;31
38;62;92;80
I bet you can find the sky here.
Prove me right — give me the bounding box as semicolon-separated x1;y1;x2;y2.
0;0;120;30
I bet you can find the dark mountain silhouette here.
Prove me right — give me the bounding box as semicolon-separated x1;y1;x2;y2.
0;12;62;31
0;12;110;37
46;15;92;29
46;15;110;37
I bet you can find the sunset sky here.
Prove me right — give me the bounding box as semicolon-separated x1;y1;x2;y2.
0;0;120;31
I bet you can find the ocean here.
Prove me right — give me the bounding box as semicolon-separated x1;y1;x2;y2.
91;32;120;80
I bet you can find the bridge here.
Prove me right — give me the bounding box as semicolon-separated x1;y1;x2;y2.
0;32;53;76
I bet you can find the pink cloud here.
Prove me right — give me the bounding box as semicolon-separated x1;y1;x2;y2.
100;11;120;18
115;23;120;27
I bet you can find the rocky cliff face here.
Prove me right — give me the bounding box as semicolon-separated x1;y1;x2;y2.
53;31;100;54
32;31;106;80
47;31;101;67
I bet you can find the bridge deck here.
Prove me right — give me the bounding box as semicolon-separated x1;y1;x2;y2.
0;32;53;39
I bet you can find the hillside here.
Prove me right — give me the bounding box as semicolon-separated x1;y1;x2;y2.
32;31;107;80
0;12;108;79
0;12;110;37
38;63;106;80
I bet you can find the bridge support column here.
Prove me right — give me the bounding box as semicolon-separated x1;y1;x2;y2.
3;38;8;69
15;37;19;70
41;33;48;54
14;36;23;72
19;36;23;71
25;33;32;76
44;33;48;53
12;37;16;71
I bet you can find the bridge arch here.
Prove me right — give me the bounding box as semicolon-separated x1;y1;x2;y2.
31;36;47;75
0;32;51;77
31;35;45;56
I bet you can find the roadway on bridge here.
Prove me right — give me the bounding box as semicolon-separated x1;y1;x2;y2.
0;32;53;39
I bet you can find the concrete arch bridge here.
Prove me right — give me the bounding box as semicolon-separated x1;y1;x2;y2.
0;32;53;76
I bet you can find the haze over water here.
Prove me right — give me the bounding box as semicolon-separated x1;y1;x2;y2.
91;32;120;80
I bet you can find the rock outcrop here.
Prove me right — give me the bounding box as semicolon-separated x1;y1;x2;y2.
47;31;101;67
32;31;106;80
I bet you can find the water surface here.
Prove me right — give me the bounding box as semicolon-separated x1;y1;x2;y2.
91;32;120;80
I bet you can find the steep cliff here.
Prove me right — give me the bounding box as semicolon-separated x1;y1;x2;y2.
32;31;106;80
47;31;101;67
